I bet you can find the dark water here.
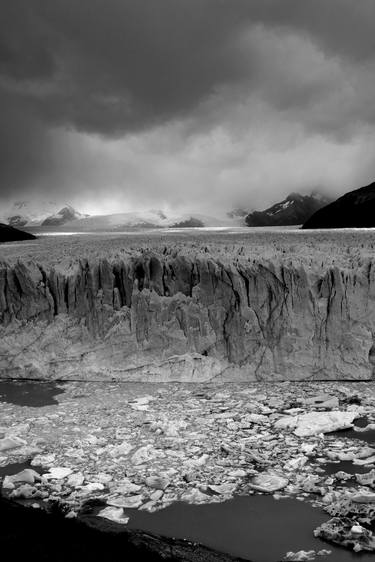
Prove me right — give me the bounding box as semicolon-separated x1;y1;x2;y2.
0;381;65;407
121;496;374;562
0;461;33;478
330;417;375;444
0;461;43;479
323;460;374;476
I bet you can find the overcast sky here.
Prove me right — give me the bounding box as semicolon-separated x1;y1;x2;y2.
1;0;375;214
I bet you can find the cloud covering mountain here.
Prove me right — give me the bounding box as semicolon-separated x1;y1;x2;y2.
1;1;375;214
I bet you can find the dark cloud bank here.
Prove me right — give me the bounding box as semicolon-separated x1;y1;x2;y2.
1;0;375;213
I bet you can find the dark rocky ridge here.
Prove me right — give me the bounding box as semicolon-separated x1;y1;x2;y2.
0;223;36;242
245;193;331;227
0;497;247;562
303;181;375;229
0;249;375;381
171;218;205;228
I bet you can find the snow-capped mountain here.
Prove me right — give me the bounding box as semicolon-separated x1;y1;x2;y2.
51;209;243;231
59;209;171;230
1;201;88;227
41;205;88;226
245;192;332;227
0;202;246;232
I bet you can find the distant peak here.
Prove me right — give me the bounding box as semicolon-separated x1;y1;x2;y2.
286;192;309;201
245;190;330;227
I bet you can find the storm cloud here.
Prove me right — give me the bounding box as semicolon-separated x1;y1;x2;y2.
1;0;375;213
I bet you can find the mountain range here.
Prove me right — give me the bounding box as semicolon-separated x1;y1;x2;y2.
4;184;370;234
0;204;245;231
1;201;88;227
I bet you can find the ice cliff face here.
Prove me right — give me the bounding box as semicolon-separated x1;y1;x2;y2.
0;253;374;381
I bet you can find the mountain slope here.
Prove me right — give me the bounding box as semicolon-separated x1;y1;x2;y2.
245;193;331;227
227;208;251;220
302;181;375;229
41;205;87;226
0;223;36;242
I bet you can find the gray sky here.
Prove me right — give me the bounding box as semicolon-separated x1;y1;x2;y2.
1;0;375;214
